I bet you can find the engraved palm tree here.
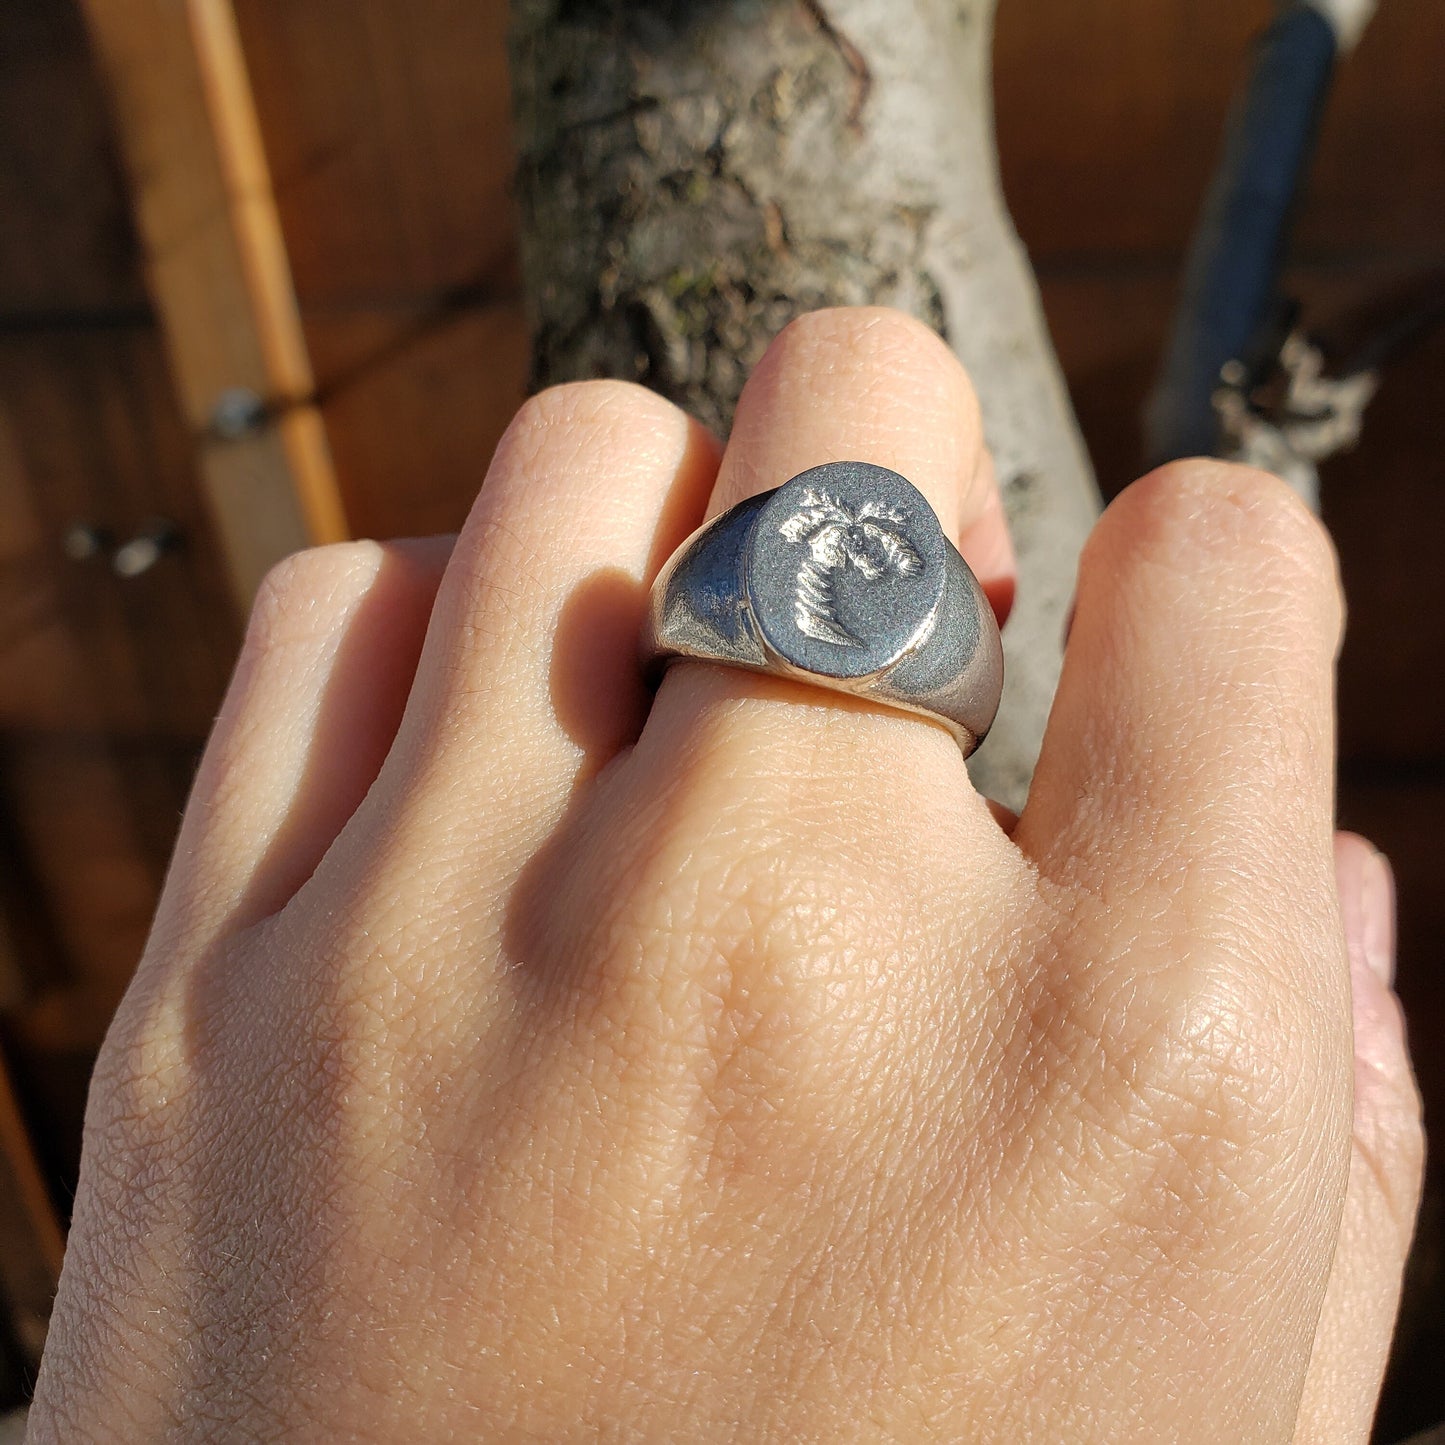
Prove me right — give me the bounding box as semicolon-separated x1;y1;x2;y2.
778;488;922;647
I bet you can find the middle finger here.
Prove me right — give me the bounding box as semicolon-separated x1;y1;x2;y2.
639;307;1008;824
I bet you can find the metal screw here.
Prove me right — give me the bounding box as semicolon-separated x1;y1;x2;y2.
209;387;268;441
112;519;181;579
62;524;111;562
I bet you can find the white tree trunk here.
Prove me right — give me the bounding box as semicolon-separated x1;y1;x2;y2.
510;0;1100;810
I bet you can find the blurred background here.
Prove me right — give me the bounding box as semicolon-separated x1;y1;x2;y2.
0;0;1439;1436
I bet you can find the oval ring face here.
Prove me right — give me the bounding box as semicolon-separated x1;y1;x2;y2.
746;462;947;682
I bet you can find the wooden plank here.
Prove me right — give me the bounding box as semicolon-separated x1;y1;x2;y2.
307;300;530;540
1297;1;1445;260
995;0;1274;262
0;0;146;319
0;1048;64;1365
995;0;1445;264
233;0;520;306
0;405;95;737
0;735;190;1043
0;328;240;740
79;0;349;609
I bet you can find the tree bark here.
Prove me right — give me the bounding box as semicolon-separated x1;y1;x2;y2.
509;0;1099;810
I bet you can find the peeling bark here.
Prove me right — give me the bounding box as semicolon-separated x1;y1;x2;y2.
509;0;1100;808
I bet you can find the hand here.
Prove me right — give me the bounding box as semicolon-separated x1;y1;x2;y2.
30;309;1422;1441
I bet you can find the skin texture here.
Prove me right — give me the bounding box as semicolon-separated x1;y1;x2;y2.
30;310;1422;1442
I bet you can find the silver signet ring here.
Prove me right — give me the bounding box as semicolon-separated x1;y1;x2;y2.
641;461;1003;756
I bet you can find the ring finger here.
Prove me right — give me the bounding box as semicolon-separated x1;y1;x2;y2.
638;307;1013;821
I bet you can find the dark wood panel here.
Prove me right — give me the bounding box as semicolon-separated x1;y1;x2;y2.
1304;1;1445;259
1031;268;1178;493
996;0;1445;264
0;729;199;1328
0;0;146;317
0;407;99;737
0;329;240;739
308;299;530;540
0;733;194;1047
995;0;1273;262
235;0;520;307
0;1046;63;1368
1324;306;1445;765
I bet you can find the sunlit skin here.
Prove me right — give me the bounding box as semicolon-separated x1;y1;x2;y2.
30;310;1421;1442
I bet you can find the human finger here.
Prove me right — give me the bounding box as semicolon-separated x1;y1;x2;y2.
1295;835;1424;1444
147;537;451;957
959;446;1016;628
643;307;1007;803
339;384;720;913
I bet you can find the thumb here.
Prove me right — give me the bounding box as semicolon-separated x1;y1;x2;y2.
1295;833;1424;1443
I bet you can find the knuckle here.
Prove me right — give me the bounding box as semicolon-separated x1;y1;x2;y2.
1102;1004;1308;1256
769;305;976;408
487;381;694;518
508;378;674;446
79;987;207;1254
1133;458;1338;583
1152;979;1299;1137
774;304;941;355
88;976;191;1145
1149;976;1347;1226
1220;461;1334;574
1076;906;1340;1179
247;541;384;651
1099;459;1343;640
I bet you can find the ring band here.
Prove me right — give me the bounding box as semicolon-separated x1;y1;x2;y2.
641;461;1003;756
